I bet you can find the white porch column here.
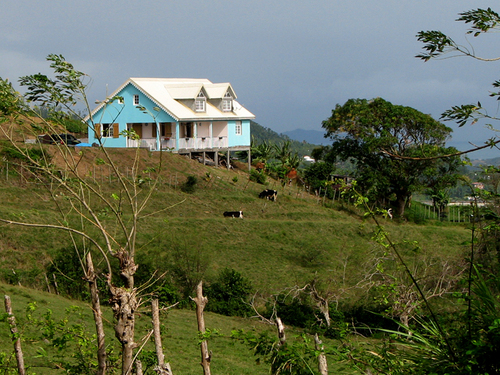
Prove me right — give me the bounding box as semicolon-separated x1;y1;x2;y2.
175;122;180;150
194;122;198;149
209;121;213;148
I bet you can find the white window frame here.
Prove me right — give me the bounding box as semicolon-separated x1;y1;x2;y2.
222;92;232;112
195;91;206;112
133;94;139;105
235;121;242;136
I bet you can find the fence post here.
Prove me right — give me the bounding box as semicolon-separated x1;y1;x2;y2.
4;295;26;375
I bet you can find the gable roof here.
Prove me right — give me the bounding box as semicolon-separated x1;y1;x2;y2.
89;78;254;122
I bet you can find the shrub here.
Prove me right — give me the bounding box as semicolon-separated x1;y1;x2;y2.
272;294;316;329
1;142;48;165
181;175;198;193
205;268;253;317
249;169;266;184
303;161;336;198
62;117;87;134
47;247;89;300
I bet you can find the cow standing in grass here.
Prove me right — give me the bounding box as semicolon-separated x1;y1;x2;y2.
223;211;244;218
259;189;278;202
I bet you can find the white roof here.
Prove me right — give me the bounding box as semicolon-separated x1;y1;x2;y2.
92;78;254;122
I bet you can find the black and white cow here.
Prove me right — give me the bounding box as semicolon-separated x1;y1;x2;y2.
223;211;244;218
259;189;278;202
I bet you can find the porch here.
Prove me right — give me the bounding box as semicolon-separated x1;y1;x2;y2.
126;136;229;151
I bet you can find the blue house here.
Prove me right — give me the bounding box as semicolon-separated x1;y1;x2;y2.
86;78;254;163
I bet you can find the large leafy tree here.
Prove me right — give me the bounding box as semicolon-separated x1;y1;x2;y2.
322;97;461;216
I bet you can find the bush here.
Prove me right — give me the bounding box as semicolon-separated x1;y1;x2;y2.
47;247;89;300
272;294;316;329
205;268;253;317
1;142;48;165
181;175;198;193
266;293;351;338
62;117;87;134
249;169;266;184
303;162;335;197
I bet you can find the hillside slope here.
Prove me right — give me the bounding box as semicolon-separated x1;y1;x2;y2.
0;145;470;297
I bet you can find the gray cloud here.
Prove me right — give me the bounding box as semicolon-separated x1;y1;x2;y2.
1;0;498;157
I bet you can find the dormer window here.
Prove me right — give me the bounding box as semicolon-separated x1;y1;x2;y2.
195;91;206;112
222;91;232;112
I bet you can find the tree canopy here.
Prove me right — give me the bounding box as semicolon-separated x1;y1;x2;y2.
322;97;461;216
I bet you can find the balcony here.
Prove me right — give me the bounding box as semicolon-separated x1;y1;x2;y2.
127;136;229;151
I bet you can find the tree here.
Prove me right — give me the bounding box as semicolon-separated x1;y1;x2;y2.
250;137;274;164
322;98;461;217
303;162;335;196
0;78;25;116
0;54;169;374
205;268;253;317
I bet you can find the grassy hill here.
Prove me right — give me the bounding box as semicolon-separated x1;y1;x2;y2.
0;282;282;374
0;141;472;374
0;146;469;294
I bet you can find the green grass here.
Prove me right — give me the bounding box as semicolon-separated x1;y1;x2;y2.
0;149;474;373
0;150;471;294
0;282;353;374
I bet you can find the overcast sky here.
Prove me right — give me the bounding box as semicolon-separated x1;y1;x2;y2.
1;1;499;158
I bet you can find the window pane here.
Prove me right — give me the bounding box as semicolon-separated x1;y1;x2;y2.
195;99;205;112
222;99;232;111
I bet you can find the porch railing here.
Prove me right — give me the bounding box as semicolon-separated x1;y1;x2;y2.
128;136;229;150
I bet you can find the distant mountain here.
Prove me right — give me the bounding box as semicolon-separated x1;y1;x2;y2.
282;128;329;146
471;157;500;166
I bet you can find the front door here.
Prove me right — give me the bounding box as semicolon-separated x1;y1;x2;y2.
132;123;143;138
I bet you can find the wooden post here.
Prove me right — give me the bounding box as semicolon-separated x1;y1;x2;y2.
191;281;211;375
44;273;52;293
4;295;26;375
247;148;251;171
136;360;143;375
151;299;173;374
52;274;59;295
85;253;107;375
276;317;286;346
314;334;328;375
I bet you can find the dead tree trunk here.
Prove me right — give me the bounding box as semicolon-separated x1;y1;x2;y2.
136;360;143;375
314;334;328;375
109;251;139;375
276;317;286;346
85;253;107;375
52;273;59;295
191;281;211;375
151;299;173;375
4;295;26;375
